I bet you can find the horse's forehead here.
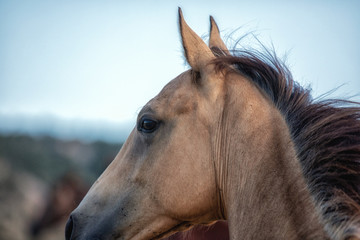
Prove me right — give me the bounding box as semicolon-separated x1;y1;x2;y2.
161;71;193;94
150;71;197;116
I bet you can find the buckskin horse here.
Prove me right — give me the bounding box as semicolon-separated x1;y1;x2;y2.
65;8;360;240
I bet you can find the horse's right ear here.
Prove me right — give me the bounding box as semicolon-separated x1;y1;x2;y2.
209;16;229;55
178;8;215;73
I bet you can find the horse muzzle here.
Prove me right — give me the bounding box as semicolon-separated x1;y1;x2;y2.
65;214;75;240
65;212;116;240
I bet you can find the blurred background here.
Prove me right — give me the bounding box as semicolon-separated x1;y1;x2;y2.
0;1;359;239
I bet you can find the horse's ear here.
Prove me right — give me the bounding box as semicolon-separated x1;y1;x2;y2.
209;16;229;55
178;8;214;72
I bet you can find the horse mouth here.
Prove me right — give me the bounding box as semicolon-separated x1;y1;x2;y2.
152;221;192;239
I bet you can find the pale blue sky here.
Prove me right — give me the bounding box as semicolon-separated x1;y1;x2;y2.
1;0;359;126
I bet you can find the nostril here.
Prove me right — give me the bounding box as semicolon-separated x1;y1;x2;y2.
65;215;74;240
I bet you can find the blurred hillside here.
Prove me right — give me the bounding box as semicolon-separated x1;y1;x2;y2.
0;134;122;240
0;113;133;143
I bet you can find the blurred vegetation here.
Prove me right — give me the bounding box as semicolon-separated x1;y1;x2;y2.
0;134;121;185
0;133;123;240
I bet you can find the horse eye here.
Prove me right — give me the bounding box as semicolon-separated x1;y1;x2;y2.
138;118;158;133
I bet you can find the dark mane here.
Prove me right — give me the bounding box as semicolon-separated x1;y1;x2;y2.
212;47;360;238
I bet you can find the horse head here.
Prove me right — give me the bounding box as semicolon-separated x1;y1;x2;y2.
66;9;231;240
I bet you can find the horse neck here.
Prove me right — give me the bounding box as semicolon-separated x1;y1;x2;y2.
213;76;329;240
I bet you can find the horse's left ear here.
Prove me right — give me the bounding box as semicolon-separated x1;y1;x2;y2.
178;8;215;73
209;16;229;55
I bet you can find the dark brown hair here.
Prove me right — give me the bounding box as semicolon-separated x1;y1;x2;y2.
212;46;360;238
